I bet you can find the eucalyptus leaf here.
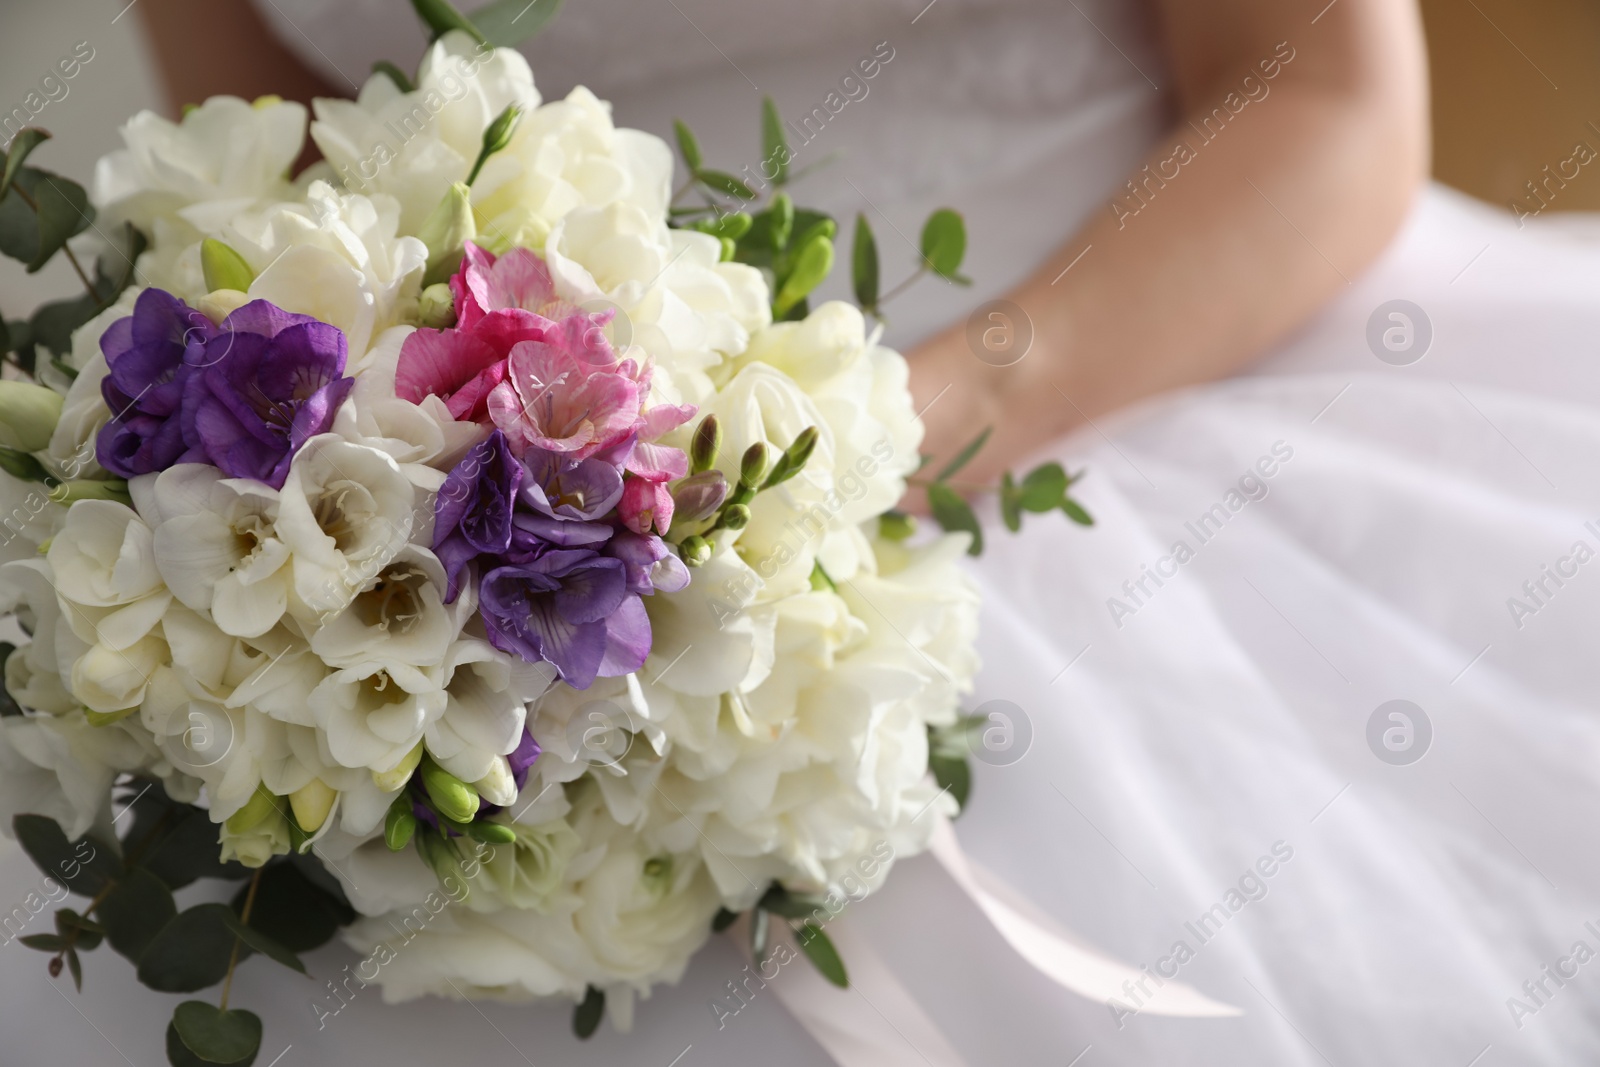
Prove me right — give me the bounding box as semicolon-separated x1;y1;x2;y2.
55;907;105;951
851;213;878;310
1018;462;1068;513
469;0;565;47
407;0;487;43
2;128;50;195
711;907;740;933
999;471;1022;533
929;749;972;812
26;171;94;273
919;207;967;280
1061;497;1095;526
222;910;305;976
795;923;849;988
65;945;82;991
172;1002;262;1067
926;483;983;557
756;883;827;921
18;933;65;952
232;862;349;954
673;119;702;171
99;869;178;962
136;904;251;993
573;984;604;1039
933;426;992;482
144;809;250;889
13;814;119;896
761;96;789;185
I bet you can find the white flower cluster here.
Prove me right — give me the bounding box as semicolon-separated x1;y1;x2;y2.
0;32;979;1020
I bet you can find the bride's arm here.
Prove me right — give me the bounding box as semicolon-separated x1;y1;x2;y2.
907;0;1429;481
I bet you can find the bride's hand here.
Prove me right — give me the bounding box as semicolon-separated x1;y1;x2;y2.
905;0;1429;491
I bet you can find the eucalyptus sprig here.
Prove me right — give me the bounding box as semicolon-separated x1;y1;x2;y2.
668;99;968;323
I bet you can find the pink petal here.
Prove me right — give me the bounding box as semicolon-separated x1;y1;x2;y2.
396;327;502;405
626;441;689;482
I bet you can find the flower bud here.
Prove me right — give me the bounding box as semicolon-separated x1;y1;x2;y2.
419;182;476;287
467;104;522;185
48;479;130;505
466;820;517;844
289;777;337;834
739;442;769;488
251;94;283;110
690;415;721;474
764;426;819;488
0;448;48;483
385;799;417;852
717;503;750;531
473;757;517;807
418;283;457;329
200;238;256;294
196;288;252;325
878;511;916;541
679;534;712;567
670;470;728;524
372;741;425;793
225;784;279;835
0;381;61;453
422;759;480;823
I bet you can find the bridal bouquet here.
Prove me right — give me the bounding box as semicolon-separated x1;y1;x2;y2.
0;3;1089;1062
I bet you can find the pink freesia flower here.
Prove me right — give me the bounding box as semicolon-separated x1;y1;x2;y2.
487;315;643;458
451;242;576;331
619;477;675;535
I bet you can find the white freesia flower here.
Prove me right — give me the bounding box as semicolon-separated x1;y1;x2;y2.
311;660;447;774
312;30;539;233
212;181;427;361
472;86;674;252
424;637;531;785
42;293;139;484
92;95;306;260
148;465;292;639
0;559;83;715
311;545;463;675
0;710;156;841
276;434;418;623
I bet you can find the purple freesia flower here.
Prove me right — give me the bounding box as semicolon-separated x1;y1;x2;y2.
480;551;651;689
97;289;212;479
181;300;354;488
434;431;524;600
508;728;542;792
96;290;354;488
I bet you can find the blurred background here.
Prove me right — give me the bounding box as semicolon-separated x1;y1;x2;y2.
0;0;1595;307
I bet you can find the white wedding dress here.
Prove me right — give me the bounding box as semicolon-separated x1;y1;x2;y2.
10;0;1600;1063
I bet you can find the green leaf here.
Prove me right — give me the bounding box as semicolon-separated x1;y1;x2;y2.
999;471;1022;533
55;907;105;951
926;483;983;556
165;1019;254;1067
773;234;833;317
761;96;789;185
696;169;756;200
1061;497;1095;526
27;171;94;273
99;868;178;962
230;862;352;954
711;907;740;933
137;904;251;993
573;984;605;1039
14;814;119;897
222;909;305;976
371;60;414;92
172;1001;262;1066
407;0;487;43
919;208;967;280
469;0;565;47
851;213;879;310
2;128;51;196
673;119;702;171
1018;462;1069;513
756;883;827;920
19;933;66;951
928;748;972;812
750;906;770;959
65;944;82;991
795;923;849;987
934;426;992;482
143;809;250;890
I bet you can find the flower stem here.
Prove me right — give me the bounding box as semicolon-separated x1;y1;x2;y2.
218;866;263;1012
874;266;928;312
907;475;992;494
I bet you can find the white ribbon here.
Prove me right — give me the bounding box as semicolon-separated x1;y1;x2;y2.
741;816;1239;1066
